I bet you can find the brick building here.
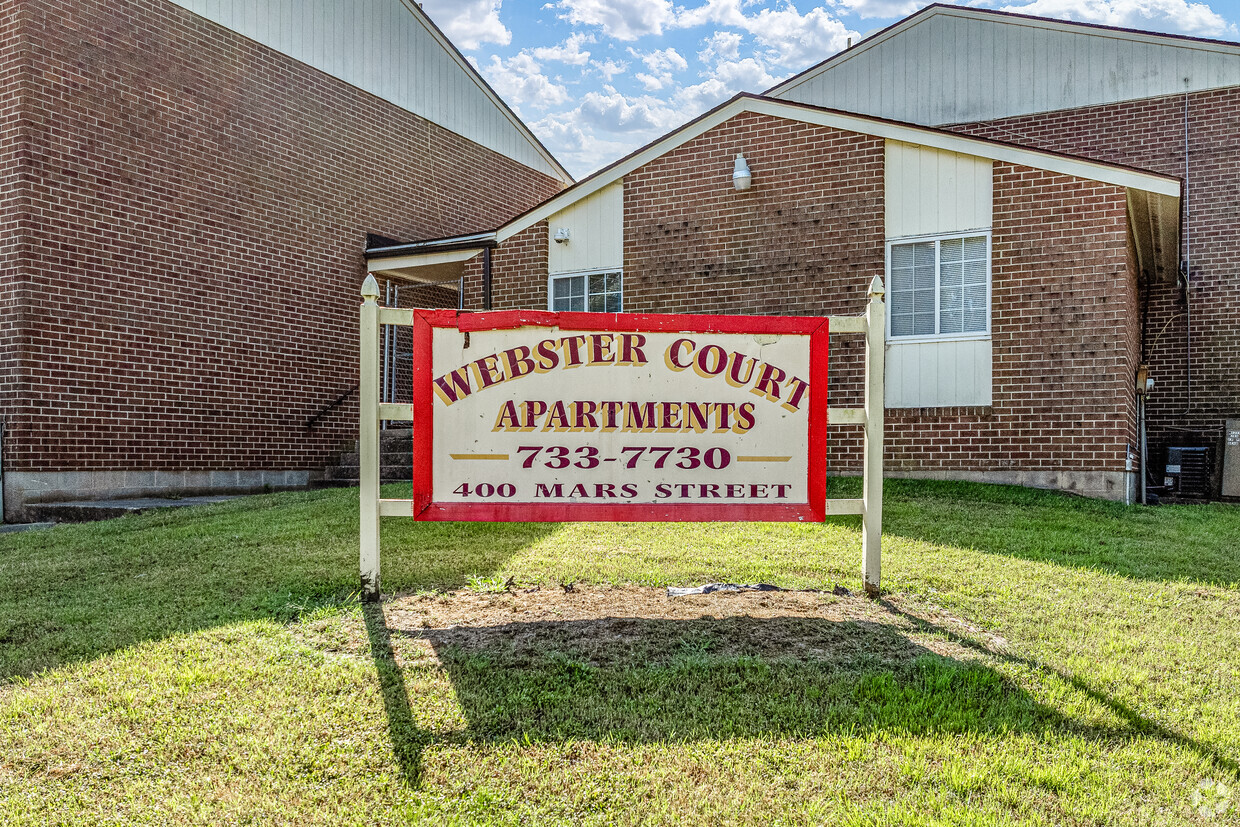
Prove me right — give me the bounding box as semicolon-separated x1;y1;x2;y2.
373;5;1240;502
764;4;1240;500
369;95;1179;500
0;0;569;519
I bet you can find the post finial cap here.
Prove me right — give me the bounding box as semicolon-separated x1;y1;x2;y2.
867;275;885;298
361;274;381;299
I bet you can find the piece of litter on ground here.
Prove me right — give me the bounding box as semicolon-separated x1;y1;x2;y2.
667;583;785;597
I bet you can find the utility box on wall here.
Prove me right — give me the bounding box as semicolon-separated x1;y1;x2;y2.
1224;419;1240;498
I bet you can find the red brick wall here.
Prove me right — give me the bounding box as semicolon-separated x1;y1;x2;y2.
460;223;549;312
620;112;883;469
948;88;1240;480
0;0;30;448
886;166;1136;483
3;0;563;474
484;110;1139;487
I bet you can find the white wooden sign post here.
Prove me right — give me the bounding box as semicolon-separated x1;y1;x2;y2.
358;275;885;599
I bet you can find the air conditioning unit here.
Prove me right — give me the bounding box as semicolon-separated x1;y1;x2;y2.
1165;446;1211;499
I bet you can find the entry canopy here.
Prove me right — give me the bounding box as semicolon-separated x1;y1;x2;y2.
364;232;497;286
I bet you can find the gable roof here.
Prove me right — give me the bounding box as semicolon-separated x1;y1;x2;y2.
368;92;1181;285
492;92;1178;243
767;4;1240;126
167;0;571;183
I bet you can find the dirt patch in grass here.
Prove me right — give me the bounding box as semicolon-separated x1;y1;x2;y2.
304;586;993;671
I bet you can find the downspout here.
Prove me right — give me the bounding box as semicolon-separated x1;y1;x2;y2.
1180;90;1193;416
0;418;5;523
1140;393;1148;505
482;247;493;311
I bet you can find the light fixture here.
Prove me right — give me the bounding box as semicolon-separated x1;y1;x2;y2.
553;227;571;244
732;154;752;191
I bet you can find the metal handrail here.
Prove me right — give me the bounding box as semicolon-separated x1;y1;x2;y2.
306;383;360;429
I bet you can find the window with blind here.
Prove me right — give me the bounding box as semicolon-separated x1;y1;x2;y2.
549;270;623;312
888;234;989;339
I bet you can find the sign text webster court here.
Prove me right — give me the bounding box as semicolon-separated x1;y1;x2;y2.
410;310;829;522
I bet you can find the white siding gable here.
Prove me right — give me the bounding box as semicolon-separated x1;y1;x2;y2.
772;7;1240;125
546;182;623;275
167;0;567;181
885;141;991;238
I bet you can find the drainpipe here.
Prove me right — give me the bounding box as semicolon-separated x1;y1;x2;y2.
0;418;5;523
1137;364;1151;505
482;247;493;311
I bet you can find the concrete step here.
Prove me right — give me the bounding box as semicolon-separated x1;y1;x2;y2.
380;429;413;448
25;495;242;524
334;452;412;469
316;429;414;490
320;464;412;482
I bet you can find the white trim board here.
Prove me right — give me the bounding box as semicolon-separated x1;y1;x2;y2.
497;94;1179;241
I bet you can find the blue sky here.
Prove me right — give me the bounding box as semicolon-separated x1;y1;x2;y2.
419;0;1240;178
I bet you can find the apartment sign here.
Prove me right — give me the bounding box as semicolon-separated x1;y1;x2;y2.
410;309;829;522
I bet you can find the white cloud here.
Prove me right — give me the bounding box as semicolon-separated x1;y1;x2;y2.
740;4;857;68
1000;0;1238;38
698;31;744;64
592;58;630;80
531;112;636;176
550;0;677;39
577;87;680;133
635;72;668;90
677;1;857;70
637;46;690;73
628;47;689;89
831;0;927;18
419;0;511;50
530;90;680;176
479;53;569;115
675;56;784;112
531;32;595;65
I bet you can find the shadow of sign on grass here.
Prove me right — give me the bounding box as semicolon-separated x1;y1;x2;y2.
363;599;1079;785
362;595;1239;789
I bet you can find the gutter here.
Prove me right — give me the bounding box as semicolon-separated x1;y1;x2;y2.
365;232;498;261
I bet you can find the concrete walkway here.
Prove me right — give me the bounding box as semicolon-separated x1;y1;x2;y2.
23;495;242;524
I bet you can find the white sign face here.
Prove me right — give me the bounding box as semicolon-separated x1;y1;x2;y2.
413;315;828;521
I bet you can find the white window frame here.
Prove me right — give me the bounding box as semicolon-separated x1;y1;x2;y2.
885;230;992;344
546;268;623;313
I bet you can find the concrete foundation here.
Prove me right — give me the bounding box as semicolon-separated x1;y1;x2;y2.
882;468;1136;502
3;469;311;523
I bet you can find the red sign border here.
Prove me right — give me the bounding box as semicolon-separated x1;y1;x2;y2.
411;309;830;522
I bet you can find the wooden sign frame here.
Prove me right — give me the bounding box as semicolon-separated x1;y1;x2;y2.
358;276;886;599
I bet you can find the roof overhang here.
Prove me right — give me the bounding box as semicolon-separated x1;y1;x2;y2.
495;93;1181;242
1128;189;1182;284
364;232;495;285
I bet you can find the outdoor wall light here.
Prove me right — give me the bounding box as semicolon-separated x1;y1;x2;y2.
732;154;752;191
553;227;571;243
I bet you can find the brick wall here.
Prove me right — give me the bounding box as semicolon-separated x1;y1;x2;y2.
483;110;1139;492
0;0;29;454
949;87;1240;486
886;166;1136;486
3;0;563;481
460;223;549;312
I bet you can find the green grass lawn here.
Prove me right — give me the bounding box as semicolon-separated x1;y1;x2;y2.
1;480;1238;825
